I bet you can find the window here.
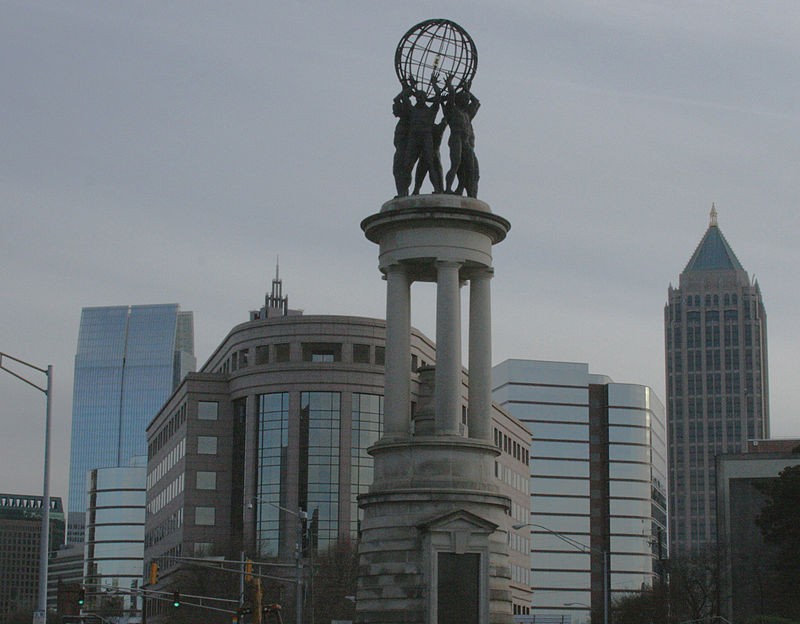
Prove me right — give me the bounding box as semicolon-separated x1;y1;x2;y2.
256;392;290;558
302;342;342;362
197;436;217;455
375;346;385;366
196;471;217;490
275;343;290;362
195;506;215;526
197;402;218;421
353;343;371;364
194;542;214;556
300;392;341;548
255;345;269;365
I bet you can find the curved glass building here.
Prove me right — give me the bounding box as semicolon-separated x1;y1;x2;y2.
84;463;146;619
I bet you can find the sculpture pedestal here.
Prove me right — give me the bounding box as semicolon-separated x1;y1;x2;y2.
357;195;513;624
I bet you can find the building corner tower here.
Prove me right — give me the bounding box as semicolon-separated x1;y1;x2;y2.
665;206;769;555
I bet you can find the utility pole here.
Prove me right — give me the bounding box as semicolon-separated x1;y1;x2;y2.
0;352;53;624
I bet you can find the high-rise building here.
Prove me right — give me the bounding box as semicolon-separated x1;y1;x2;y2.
47;544;84;611
493;359;668;624
665;207;769;554
143;283;532;623
0;494;65;619
68;304;195;543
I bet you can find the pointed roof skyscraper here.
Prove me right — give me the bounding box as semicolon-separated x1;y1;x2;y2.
665;206;769;555
682;204;746;275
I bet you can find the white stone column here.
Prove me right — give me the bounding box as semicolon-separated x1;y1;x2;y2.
384;264;411;437
468;268;493;440
435;261;462;435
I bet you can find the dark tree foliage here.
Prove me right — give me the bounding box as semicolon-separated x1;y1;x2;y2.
757;464;800;552
668;547;719;621
0;608;35;624
611;547;719;624
755;464;800;619
159;564;239;624
613;587;669;624
310;538;358;624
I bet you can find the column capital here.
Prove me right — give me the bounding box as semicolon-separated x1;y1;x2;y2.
385;263;408;274
435;260;463;270
464;266;495;281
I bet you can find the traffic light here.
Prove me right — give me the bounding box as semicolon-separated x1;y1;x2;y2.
245;558;253;582
237;606;253;624
263;603;283;623
172;590;181;607
77;587;85;606
149;561;159;585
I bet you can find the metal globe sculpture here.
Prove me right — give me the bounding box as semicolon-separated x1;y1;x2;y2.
394;19;477;97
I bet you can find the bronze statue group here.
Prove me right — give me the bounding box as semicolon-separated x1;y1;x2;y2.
393;73;480;199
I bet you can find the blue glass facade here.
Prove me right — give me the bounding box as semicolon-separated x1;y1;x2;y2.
350;393;383;534
299;391;340;549
256;392;290;558
68;304;194;543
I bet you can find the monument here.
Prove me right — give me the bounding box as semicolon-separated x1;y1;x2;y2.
357;19;514;624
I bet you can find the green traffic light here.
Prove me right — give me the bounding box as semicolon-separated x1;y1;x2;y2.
172;591;181;607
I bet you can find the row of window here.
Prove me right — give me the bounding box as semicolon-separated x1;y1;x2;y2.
0;496;58;509
218;341;390;373
496;461;529;495
147;438;185;491
144;508;183;549
494;427;530;465
667;323;762;351
147;474;184;516
148;403;186;460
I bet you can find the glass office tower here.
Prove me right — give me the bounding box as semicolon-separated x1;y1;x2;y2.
665;207;769;554
68;304;194;543
493;359;667;624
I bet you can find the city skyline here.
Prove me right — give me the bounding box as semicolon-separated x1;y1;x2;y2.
2;2;799;505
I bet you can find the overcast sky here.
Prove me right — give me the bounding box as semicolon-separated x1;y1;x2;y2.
2;1;798;505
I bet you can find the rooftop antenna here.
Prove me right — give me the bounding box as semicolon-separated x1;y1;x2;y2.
710;202;718;227
266;256;288;316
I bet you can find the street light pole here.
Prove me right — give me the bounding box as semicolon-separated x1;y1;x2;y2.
0;352;53;624
513;522;609;624
249;497;309;624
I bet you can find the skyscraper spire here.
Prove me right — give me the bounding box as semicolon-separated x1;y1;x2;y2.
710;202;718;227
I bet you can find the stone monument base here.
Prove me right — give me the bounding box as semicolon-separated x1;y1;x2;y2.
356;437;514;624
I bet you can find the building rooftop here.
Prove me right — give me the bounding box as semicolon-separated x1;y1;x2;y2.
683;204;745;273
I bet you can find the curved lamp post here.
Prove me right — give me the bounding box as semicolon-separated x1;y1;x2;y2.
0;352;53;624
513;522;609;624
